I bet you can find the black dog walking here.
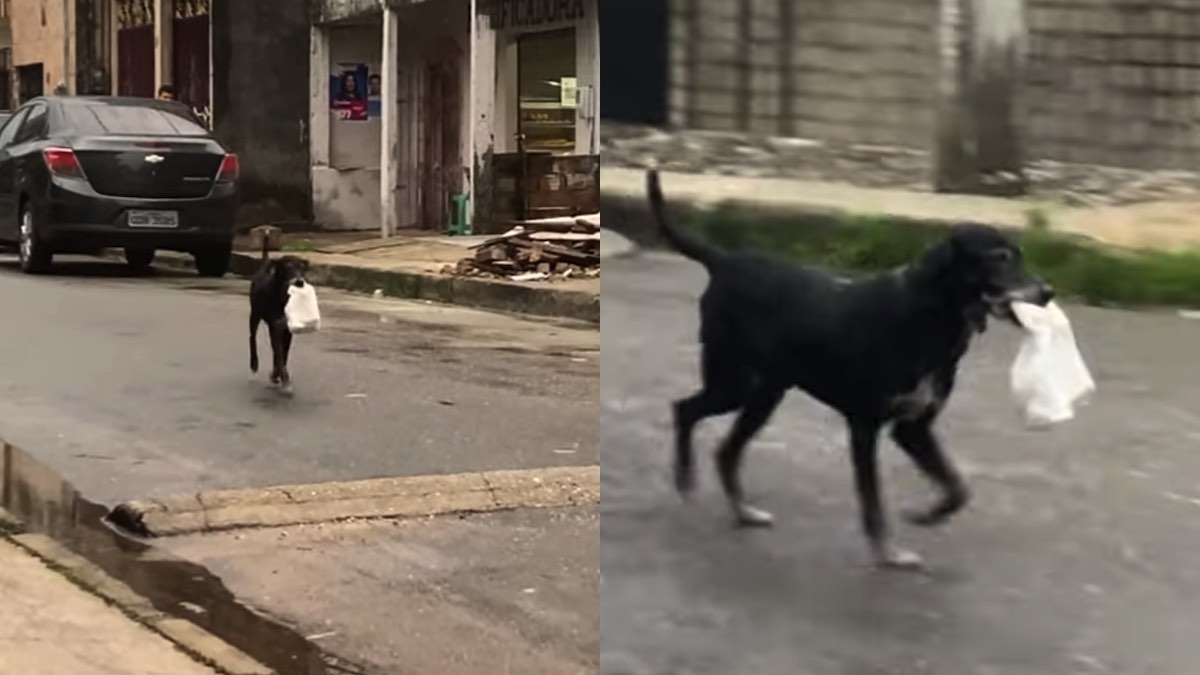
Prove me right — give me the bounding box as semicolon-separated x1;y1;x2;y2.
249;240;310;393
647;169;1054;569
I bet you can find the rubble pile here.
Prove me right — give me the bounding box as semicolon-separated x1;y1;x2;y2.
446;215;601;281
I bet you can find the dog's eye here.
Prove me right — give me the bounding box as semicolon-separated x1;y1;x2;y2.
989;249;1013;263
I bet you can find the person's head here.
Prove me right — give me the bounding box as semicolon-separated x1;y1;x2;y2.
342;72;358;97
157;84;175;101
369;74;381;96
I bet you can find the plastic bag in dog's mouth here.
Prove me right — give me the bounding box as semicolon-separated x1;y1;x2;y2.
285;282;321;334
1009;300;1095;428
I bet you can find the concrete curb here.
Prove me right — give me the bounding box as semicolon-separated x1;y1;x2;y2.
0;519;271;675
109;465;600;538
143;250;601;324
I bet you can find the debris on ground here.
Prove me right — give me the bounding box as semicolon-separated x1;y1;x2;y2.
444;214;600;282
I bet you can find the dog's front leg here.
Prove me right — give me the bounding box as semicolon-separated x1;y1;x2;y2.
267;321;285;385
279;329;294;390
849;419;924;571
891;417;970;527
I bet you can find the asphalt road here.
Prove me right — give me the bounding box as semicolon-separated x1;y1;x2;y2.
601;250;1200;675
0;255;598;506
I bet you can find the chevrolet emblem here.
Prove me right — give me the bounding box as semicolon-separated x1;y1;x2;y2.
145;154;165;164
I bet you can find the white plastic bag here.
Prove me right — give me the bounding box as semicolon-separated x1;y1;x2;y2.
1009;300;1095;428
285;282;321;334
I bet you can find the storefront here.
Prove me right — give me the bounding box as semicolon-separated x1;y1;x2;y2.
486;0;599;226
490;0;598;157
307;0;598;235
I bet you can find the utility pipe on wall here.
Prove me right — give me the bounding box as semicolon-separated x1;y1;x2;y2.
468;0;477;230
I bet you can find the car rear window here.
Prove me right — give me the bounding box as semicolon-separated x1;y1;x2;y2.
58;103;209;136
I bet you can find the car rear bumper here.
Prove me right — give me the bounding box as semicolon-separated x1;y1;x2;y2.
40;178;238;252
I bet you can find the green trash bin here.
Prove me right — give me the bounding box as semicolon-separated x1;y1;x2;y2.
448;193;471;236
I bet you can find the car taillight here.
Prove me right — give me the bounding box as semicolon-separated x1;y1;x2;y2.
43;147;85;179
217;153;239;183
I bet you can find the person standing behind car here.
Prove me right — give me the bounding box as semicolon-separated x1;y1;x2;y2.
157;84;175;101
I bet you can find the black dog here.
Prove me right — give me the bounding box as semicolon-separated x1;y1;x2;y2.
647;169;1053;569
249;241;310;393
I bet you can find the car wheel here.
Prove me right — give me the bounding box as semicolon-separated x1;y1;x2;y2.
17;206;52;274
194;243;232;278
124;247;156;273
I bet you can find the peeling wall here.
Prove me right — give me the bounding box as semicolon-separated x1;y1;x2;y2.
212;0;312;221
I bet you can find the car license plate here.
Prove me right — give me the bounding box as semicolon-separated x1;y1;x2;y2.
128;210;179;229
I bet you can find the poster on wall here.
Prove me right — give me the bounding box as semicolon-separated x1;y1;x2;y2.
367;71;382;118
560;77;578;108
331;63;369;121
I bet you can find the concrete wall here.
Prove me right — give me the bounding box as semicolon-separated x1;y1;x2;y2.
669;0;1200;170
669;0;940;147
10;0;72;96
1025;1;1200;169
211;0;312;222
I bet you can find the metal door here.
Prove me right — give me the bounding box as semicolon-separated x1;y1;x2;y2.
172;0;210;112
421;55;461;230
116;0;154;97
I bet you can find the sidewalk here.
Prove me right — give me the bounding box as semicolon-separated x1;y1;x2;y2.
602;165;1200;253
246;230;600;322
0;537;219;675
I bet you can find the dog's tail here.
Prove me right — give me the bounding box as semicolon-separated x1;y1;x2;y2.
646;169;723;270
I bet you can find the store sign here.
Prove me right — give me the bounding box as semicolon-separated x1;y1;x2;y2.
492;0;586;30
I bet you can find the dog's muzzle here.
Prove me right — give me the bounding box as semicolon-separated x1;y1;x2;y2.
985;279;1055;322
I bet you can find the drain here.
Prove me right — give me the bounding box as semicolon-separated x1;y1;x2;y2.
1;441;357;675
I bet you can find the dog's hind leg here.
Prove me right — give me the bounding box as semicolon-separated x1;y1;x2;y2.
673;346;750;495
849;418;924;571
715;383;785;528
249;313;261;373
891;416;969;527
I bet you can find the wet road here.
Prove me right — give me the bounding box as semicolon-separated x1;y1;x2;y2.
0;256;597;505
601;251;1200;675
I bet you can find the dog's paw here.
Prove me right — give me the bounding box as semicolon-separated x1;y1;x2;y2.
732;503;775;528
873;546;927;572
903;490;969;528
902;505;948;527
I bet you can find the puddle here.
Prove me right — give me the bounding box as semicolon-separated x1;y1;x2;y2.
0;441;353;675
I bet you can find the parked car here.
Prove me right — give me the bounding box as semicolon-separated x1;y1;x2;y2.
0;96;239;275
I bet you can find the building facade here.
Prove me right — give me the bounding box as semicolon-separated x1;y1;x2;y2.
2;0;312;220
310;0;600;235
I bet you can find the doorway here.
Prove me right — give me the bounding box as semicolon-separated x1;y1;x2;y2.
172;0;210;113
16;63;44;103
421;43;462;230
115;0;154;97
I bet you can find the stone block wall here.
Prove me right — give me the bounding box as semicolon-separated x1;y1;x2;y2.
669;0;1200;169
1026;0;1200;169
669;0;941;147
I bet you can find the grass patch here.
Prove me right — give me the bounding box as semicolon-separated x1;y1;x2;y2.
281;238;316;253
687;204;1200;308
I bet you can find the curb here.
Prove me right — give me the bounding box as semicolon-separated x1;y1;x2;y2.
0;516;271;675
109;465;601;538
142;250;600;324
